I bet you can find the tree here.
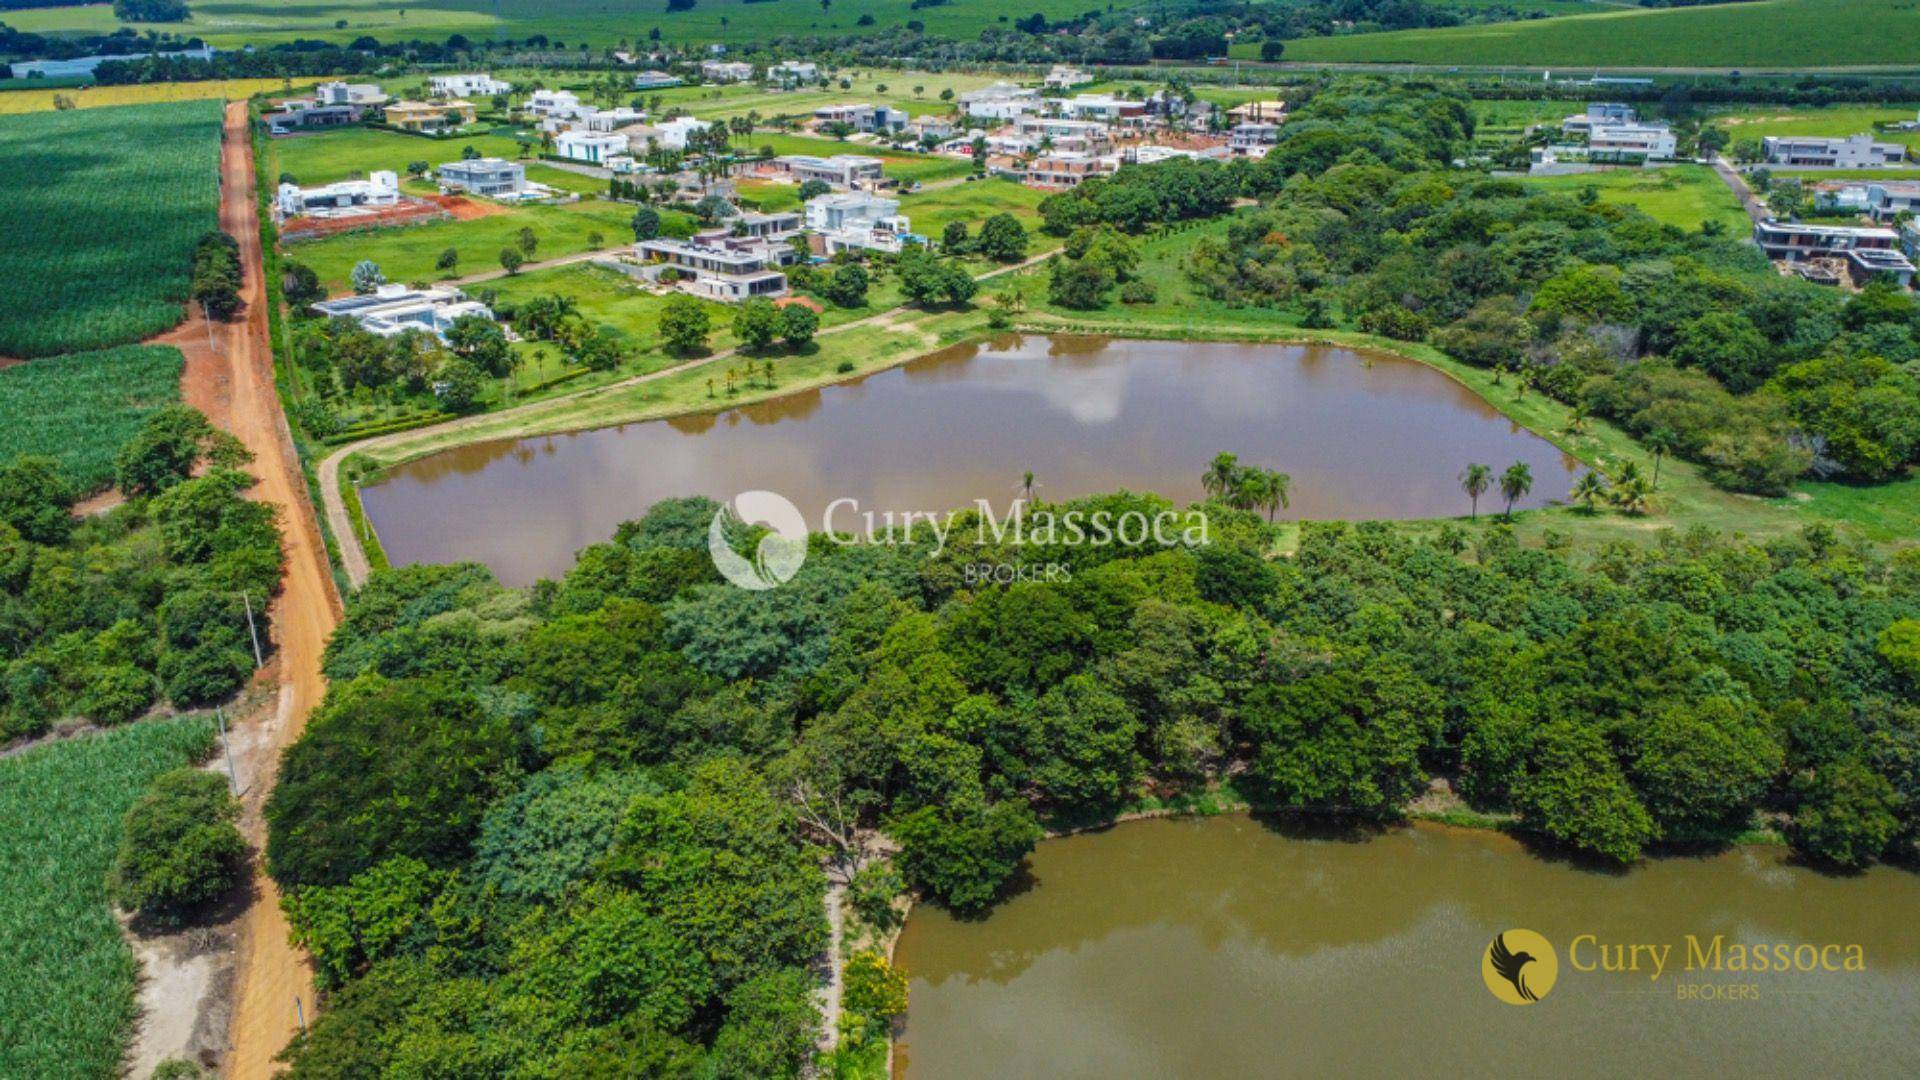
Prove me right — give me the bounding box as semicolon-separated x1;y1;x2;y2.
731;298;781;351
437;359;486;411
1787;759;1899;869
445;314;515;377
941;220;970;254
0;454;74;545
1260;39;1285;62
517;226;539;257
1511;720;1655;864
823;263;869;307
897;249;976;307
111;768;247;926
1242;657;1440;813
1202;452;1241;501
658;294;712;354
1645;427;1675;491
1498;461;1532;519
115;405;218;497
631;205;662;241
976;213;1029;263
407;160;430;178
842;950;908;1018
1570;471;1609;514
797;179;831;201
889;801;1041;913
779;302;818;349
435;247;459;274
350;260;385;294
499;247;525;275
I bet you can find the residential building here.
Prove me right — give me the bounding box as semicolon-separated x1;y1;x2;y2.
1586;122;1677;161
383;99;476;133
960;83;1042;121
701;60;755;83
1059;94;1147;124
437;157;527;198
772;154;887;187
1011;116;1112;156
909;115;957;142
276;172;400;217
1045;65;1094;89
1227;100;1288;124
635;237;789;301
805;191;914;254
1228;122;1281;157
633;70;683;90
1762;133;1907;169
527;89;585;118
262;103;364;134
310;284;496;341
583;107;647;132
1144;90;1211;126
726;210;805;241
555;130;630;164
316;81;388;107
769;60;820;84
430;73;511;98
814;103;909;134
1560;102;1636;137
1753;219;1914;285
1022;154;1117;190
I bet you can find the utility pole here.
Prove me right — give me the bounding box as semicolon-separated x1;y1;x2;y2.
240;592;263;668
294;994;306;1033
216;708;240;795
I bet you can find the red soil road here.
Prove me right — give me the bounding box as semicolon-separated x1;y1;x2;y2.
191;102;341;1080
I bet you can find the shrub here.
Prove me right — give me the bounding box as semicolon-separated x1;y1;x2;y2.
110;767;247;926
79;665;157;725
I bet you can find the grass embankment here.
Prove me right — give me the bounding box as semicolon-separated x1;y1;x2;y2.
1261;0;1920;68
0;716;216;1080
0;345;184;492
1519;165;1752;233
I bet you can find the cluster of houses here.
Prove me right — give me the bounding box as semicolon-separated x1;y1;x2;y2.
266;79;483;135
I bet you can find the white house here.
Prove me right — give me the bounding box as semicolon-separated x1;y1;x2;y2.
701;60;755;83
805;191;913;254
1059;94;1146;123
315;81;387;106
527;89;585;119
657;116;714;150
960;83;1042;121
437;158;528;198
768;60;820;85
814;103;909;134
310;284;496;341
635;237;789;302
276;172;400;217
1044;65;1093;89
430;73;511;98
1228;122;1281;158
555;130;630;164
1587;122;1678;161
1560;102;1636;137
773;154;886;187
1762;133;1907;169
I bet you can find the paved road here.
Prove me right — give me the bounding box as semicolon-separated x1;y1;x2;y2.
1711;155;1769;224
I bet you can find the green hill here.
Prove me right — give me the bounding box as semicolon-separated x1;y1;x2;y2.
1261;0;1920;69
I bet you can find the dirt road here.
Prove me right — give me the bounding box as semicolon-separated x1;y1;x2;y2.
194;102;340;1080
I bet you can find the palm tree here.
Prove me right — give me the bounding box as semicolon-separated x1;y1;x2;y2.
1460;463;1492;521
1615;459;1643;488
1202;452;1242;501
1566;402;1591;436
1570;471;1609;514
1018;470;1038;503
1646;427;1675;491
1613;475;1652;516
1231;468;1268;514
1499;461;1533;519
1255;469;1292;522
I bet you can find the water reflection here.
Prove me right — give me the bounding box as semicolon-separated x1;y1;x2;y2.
363;336;1581;586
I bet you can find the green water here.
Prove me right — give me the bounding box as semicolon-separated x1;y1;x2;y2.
892;815;1920;1078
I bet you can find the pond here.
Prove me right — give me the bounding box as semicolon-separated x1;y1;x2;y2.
362;335;1581;585
891;816;1920;1078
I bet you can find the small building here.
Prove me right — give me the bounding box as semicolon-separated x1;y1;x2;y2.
909;115;957;143
430;73;511;98
805;191;914;254
383;99;476;133
773;154;887;188
814;103;909;134
960;83;1042;121
317;82;388;107
276;171;400;217
1228;122;1280;158
1227;100;1288;125
1762;133;1906;169
701;60;755;83
635;237;789;302
1044;65;1094;89
262;103;364;134
633;70;683;90
1059;94;1147;124
555;130;630;164
1023;154;1117;191
310;284;496;341
437;157;528;198
1586;122;1677;162
1560;103;1636;138
768;60;821;85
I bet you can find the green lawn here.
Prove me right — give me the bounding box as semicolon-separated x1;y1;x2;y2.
1520;166;1751;233
1261;0;1920;68
483;263;742;362
266;127;538;187
1713;104;1920;153
0;716;216;1080
288;200;636;293
897;179;1049;238
745;132;972;184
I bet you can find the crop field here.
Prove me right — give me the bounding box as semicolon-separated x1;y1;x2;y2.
0;100;223;358
1520;165;1752;233
747;132;972;183
0;716;215;1080
1258;0;1920;68
287;200;639;293
8;0;1101;49
0;78;312;115
0;345;185;492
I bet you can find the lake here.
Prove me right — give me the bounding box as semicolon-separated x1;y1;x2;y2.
892;816;1920;1079
362;335;1581;585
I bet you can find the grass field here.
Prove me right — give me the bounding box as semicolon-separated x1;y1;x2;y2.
1260;0;1920;68
0;715;216;1080
897;178;1050;237
288;200;637;293
745;132;973;184
1519;165;1751;232
0;78;315;115
0;100;223;358
0;345;185;491
266;127;538;187
9;0;1101;49
1712;103;1920;152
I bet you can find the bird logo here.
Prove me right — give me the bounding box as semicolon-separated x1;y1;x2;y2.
1482;929;1558;1005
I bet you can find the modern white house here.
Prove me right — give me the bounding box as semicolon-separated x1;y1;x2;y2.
634;237;789;301
583;107;648;132
1058;94;1147;124
1762;133;1907;169
555;130;630;164
1229;122;1281;157
1586;122;1677;161
633;70;683;90
436;158;528;198
1044;65;1094;89
1811;180;1920;221
909;115;958;142
657;116;714;149
316;81;388;106
310;284;497;340
768;60;821;85
773;154;887;187
814;103;909;134
276;172;400;217
960;83;1042;121
526;89;585;119
805;191;914;254
701;60;755;83
1753;219;1915;285
1560;102;1637;137
430;73;512;98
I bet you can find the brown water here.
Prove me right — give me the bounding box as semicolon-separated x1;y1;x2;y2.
892;816;1920;1079
362;336;1580;585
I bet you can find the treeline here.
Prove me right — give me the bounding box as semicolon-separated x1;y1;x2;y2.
0;23;194;65
265;482;1919;1071
0;406;282;743
190;229;241;320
